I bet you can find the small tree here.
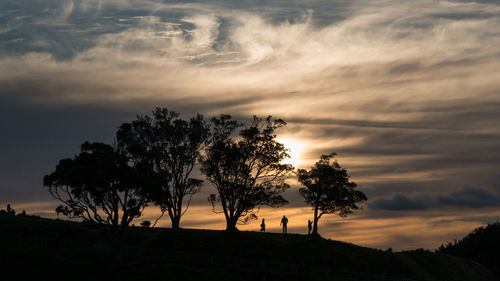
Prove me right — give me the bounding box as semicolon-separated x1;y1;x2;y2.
201;115;294;231
116;108;209;228
43;142;149;228
298;153;367;235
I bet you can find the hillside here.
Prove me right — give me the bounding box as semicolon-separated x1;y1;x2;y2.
0;214;496;281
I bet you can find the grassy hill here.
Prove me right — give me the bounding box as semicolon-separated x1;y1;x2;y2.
0;214;496;281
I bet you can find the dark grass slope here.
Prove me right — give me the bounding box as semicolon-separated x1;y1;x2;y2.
0;214;496;281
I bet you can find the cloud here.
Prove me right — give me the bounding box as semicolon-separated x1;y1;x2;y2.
1;0;500;250
2;1;499;181
369;194;429;211
368;186;500;211
437;186;500;208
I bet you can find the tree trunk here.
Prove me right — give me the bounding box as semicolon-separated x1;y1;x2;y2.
174;198;183;229
171;216;180;229
312;206;319;235
167;207;178;229
225;216;238;232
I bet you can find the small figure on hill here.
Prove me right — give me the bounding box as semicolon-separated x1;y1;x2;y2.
280;215;288;234
20;209;27;216
260;218;266;232
308;220;312;235
7;204;15;216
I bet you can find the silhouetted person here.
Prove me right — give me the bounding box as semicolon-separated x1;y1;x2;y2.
308;220;312;235
6;204;15;216
20;209;26;216
260;218;266;232
280;215;288;234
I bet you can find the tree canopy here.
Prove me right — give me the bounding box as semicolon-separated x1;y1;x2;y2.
116;108;209;228
201;115;294;231
298;153;367;235
43;142;149;228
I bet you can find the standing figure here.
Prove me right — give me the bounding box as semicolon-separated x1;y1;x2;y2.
260;218;266;232
308;220;312;235
280;215;288;234
6;204;15;216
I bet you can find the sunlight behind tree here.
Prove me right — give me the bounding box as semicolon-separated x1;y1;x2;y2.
279;138;306;168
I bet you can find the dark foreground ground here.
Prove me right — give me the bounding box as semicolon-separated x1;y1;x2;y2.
0;214;496;281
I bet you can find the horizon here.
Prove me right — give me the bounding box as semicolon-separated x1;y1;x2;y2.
1;0;500;251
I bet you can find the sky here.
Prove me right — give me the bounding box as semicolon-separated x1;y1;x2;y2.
1;0;500;250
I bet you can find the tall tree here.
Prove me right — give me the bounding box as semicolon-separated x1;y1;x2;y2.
43;141;149;228
297;153;367;235
201;115;294;231
116;108;209;228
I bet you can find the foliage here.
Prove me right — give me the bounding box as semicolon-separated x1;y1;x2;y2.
297;153;367;234
43;142;149;228
437;222;500;279
201;115;294;231
116;108;209;228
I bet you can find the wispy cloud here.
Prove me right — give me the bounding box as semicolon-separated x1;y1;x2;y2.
1;0;500;250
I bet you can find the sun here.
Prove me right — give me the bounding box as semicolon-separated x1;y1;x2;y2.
278;138;305;167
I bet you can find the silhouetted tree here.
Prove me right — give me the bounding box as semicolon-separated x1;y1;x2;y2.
201;115;294;231
43;141;151;268
43;142;149;228
297;153;367;235
117;108;209;228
